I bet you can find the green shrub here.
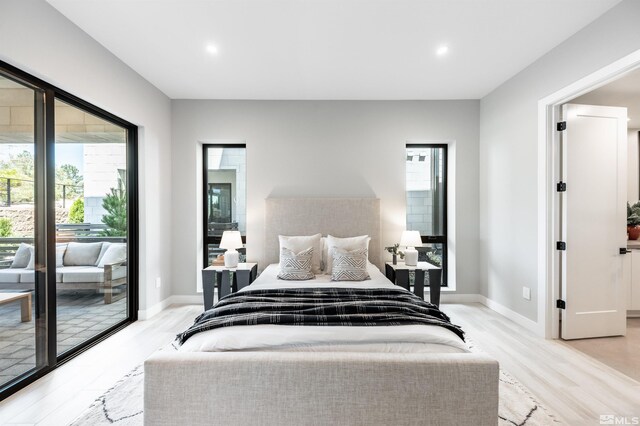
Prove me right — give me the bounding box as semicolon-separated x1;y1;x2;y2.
101;186;127;237
68;198;84;223
0;218;12;237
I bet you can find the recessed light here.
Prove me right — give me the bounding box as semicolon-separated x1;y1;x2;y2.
206;44;218;55
436;45;449;56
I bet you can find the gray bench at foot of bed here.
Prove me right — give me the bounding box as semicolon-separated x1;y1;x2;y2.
144;351;499;426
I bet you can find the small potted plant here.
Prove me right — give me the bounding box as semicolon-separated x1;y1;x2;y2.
385;243;405;265
628;202;640;240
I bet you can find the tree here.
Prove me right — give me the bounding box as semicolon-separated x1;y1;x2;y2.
55;164;83;200
101;184;126;236
68;198;84;223
0;150;35;204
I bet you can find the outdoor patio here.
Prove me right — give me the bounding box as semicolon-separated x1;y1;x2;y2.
0;290;127;386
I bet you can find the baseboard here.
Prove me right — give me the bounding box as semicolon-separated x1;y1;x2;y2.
138;295;202;320
477;295;539;333
138;297;173;320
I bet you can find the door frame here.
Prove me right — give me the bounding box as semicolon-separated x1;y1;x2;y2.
538;49;640;339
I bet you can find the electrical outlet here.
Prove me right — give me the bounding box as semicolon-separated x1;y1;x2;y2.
522;286;531;300
155;277;161;289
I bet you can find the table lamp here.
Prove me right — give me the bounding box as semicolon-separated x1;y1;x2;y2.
400;230;422;266
220;230;243;268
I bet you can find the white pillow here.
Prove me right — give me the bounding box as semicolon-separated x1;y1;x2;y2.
97;243;127;267
279;234;322;274
325;235;370;275
11;243;32;269
56;243;67;268
26;246;35;270
95;242;112;266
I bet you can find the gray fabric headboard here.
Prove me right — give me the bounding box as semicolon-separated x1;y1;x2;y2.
264;198;382;269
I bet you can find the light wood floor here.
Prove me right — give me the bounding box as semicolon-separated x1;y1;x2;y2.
0;303;638;426
564;318;640;382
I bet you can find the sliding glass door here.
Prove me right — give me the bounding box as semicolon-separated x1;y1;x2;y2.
0;61;138;400
0;74;44;388
54;99;129;356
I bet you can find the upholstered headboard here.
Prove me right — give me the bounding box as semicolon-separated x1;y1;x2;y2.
264;198;382;269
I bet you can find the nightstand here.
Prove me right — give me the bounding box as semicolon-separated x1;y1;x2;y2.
201;263;258;310
385;261;442;307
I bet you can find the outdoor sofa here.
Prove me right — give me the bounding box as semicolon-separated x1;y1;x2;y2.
0;241;127;304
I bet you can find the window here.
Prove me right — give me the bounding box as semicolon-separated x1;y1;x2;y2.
202;145;246;267
0;60;138;400
406;144;447;286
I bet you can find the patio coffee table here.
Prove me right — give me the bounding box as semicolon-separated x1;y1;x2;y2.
0;292;32;322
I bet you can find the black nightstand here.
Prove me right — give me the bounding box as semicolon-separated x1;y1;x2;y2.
385;262;442;307
201;263;258;310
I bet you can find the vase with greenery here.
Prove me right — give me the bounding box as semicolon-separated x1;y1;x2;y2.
385;244;405;265
627;201;640;240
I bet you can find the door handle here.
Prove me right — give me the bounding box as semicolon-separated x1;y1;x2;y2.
620;248;631;254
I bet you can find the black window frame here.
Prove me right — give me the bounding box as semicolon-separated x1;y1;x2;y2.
406;143;448;287
0;59;139;401
202;144;247;268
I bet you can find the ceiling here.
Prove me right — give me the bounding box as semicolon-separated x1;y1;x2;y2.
572;67;640;129
46;0;621;100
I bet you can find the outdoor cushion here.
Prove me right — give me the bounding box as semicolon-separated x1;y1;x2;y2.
95;242;112;266
14;270;62;283
0;269;22;283
10;243;32;269
63;242;103;266
97;243;126;267
60;266;106;283
56;243;67;268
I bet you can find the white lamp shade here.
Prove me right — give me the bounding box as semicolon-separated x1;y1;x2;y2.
220;231;243;250
400;230;422;248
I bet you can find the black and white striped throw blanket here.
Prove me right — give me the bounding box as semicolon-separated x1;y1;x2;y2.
177;288;465;345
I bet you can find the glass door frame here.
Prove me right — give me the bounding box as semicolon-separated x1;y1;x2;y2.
406;143;448;286
202;144;246;268
0;59;139;401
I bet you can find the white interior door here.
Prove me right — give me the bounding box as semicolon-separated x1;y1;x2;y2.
560;103;628;340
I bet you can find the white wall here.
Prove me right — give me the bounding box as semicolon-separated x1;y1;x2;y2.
479;0;640;322
0;0;173;312
172;100;480;298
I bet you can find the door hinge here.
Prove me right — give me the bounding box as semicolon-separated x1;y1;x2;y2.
556;241;566;250
557;121;566;131
556;299;566;309
556;181;566;192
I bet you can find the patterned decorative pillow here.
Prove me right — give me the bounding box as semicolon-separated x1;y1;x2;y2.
331;248;370;281
277;247;315;280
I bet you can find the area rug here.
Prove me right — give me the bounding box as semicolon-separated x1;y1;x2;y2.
69;343;562;426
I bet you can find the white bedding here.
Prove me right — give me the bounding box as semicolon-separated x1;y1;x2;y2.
180;264;468;354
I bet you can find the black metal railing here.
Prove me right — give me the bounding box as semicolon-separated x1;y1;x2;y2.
0;176;83;207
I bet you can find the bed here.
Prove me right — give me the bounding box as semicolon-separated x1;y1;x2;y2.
144;198;499;426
